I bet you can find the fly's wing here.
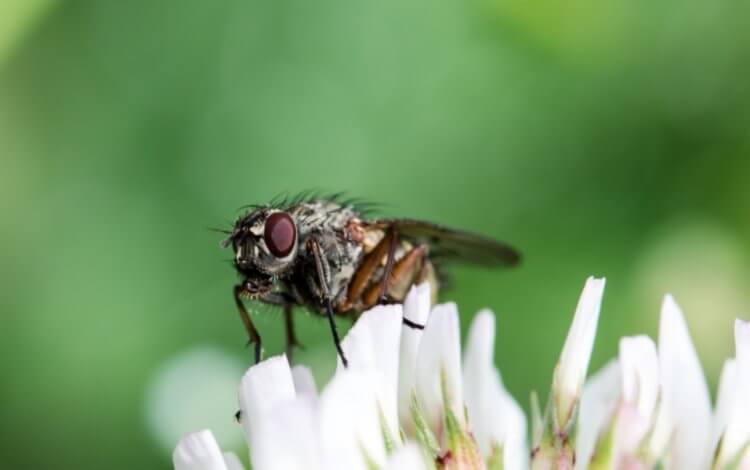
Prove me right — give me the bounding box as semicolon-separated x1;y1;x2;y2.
367;219;520;268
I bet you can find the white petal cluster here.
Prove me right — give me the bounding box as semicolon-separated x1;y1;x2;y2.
572;296;714;469
171;277;750;470
173;429;243;470
463;310;528;470
713;320;750;469
553;277;605;434
172;283;526;470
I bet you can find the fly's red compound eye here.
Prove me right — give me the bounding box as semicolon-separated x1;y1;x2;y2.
264;212;296;257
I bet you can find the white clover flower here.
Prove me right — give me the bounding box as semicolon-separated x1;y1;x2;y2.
463;310;528;470
172;283;526;470
532;276;605;469
713;319;750;469
398;282;432;433
647;296;712;469
572;295;713;469
576;360;621;470
552;276;605;435
414;301;465;440
169;277;750;470
617;335;659;454
242;305;409;470
173;429;243;470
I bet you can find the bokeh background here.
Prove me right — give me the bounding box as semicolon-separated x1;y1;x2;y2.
2;0;750;467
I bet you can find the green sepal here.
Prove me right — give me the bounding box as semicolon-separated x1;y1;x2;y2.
588;415;616;470
486;443;504;470
714;439;750;470
441;369;484;469
411;394;440;470
379;405;397;455
359;441;380;470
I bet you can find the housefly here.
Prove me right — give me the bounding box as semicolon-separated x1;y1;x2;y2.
221;193;520;367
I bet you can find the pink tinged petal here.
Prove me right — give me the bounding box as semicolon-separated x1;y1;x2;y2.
238;355;296;449
575;360;621;470
463;310;528;470
619;336;658;419
222;453;244;470
415;302;464;438
173;430;229;470
553;276;606;432
617;336;659;452
337;303;403;438
712;359;736;452
250;395;322;470
318;371;390;470
719;320;750;466
291;365;317;398
383;442;429;470
652;295;712;470
741;449;750;470
398;283;432;429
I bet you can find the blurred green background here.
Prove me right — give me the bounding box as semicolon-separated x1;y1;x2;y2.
2;0;750;467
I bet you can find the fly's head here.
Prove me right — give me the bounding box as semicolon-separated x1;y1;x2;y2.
223;208;299;294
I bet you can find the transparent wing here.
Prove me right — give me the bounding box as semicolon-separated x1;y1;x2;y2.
368;219;521;268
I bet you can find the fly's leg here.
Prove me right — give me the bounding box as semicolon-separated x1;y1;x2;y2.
363;244;426;306
233;290;291;422
362;244;430;330
377;227;399;301
346;227;397;305
307;237;348;367
256;291;301;361
234;284;263;364
283;304;304;361
402;317;425;330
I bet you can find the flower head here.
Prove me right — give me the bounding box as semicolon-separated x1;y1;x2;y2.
168;278;750;470
572;294;713;469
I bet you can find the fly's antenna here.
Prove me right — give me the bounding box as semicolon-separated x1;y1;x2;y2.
207;226;233;235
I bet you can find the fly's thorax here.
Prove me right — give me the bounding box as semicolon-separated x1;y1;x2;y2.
312;228;365;300
283;202;365;302
289;201;359;235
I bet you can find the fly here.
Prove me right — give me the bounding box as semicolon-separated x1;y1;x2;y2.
221;194;520;367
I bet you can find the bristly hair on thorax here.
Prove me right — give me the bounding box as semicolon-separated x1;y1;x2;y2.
220;190;383;248
234;190;384;221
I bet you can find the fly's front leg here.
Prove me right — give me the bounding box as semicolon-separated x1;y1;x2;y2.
307;237;348;367
257;290;302;361
233;284;263;364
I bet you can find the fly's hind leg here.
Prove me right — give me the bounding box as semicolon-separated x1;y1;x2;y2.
346;227;397;306
233;284;263;364
377;227;399;301
361;244;431;330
